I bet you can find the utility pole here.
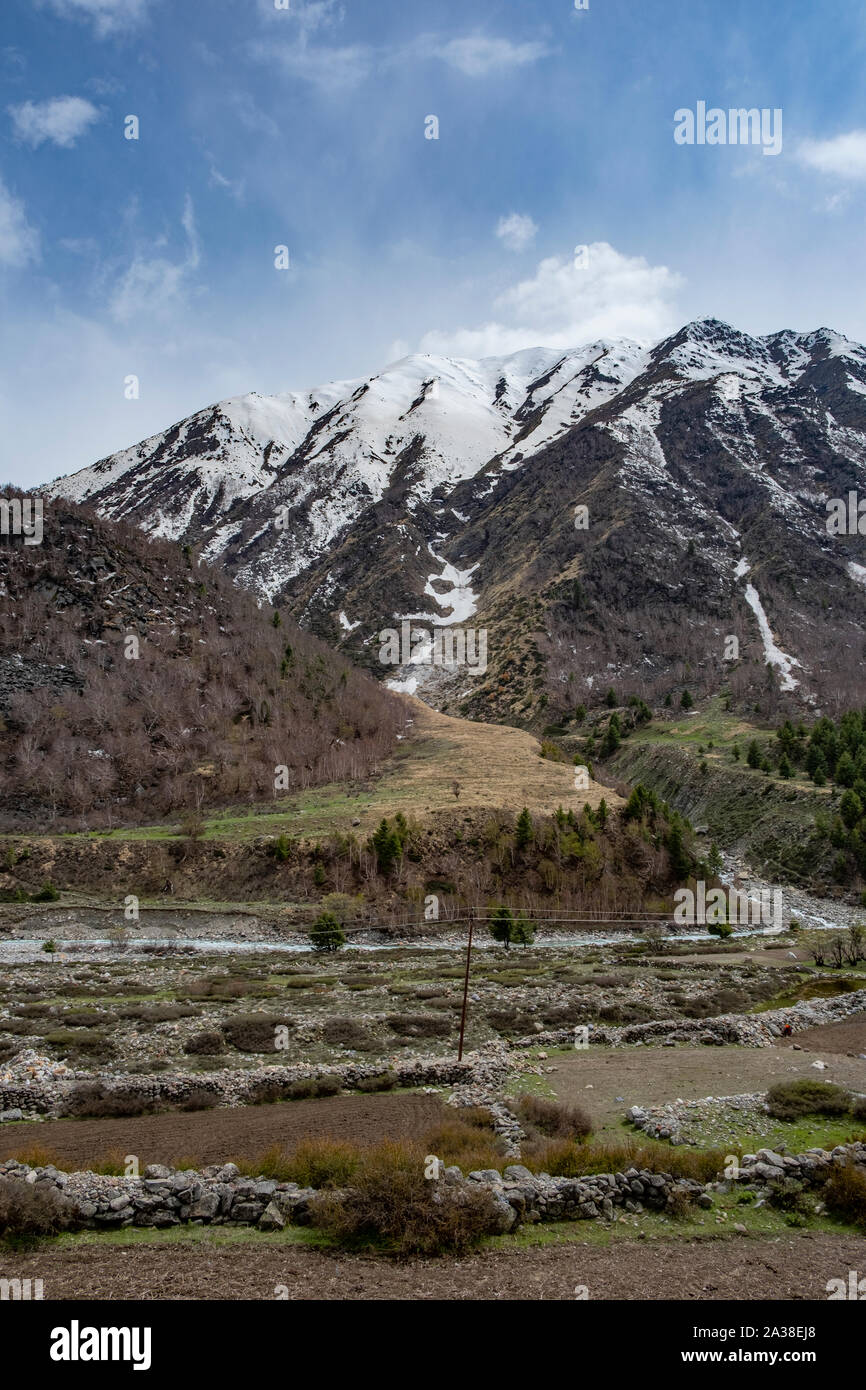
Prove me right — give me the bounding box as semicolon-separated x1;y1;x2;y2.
457;909;475;1062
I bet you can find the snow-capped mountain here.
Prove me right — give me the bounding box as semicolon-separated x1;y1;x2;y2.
50;339;647;592
49;319;866;720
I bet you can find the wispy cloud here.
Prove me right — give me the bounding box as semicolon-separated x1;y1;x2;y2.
799;130;866;181
252;27;553;93
109;195;201;323
256;0;343;36
420;243;683;357
495;213;538;253
422;33;554;77
208;163;245;203
248;39;372;93
34;0;151;38
0;174;39;267
9;95;101;148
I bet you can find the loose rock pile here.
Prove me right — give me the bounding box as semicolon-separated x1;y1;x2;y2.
628;1093;769;1143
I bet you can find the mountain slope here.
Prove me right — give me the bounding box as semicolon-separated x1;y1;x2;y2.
0;501;402;829
48;320;866;721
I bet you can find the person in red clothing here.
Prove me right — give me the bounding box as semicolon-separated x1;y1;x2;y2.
782;1022;793;1037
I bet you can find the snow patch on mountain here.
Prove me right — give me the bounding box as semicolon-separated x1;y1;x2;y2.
743;582;801;691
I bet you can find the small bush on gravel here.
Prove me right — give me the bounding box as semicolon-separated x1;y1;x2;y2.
119;1004;198;1023
310;1142;505;1256
487;1008;537;1034
386;1013;451;1038
321;1017;376;1050
185;976;274;1002
515;1094;592;1141
45;1029;115;1061
60;1010;115;1028
823;1160;866;1229
220;1013;294;1053
183;1031;225;1056
1;1019;42;1035
766;1079;852;1120
0;1177;75;1249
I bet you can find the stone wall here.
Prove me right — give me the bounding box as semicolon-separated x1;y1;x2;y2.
4;1144;864;1234
515;988;866;1051
0;1157;708;1232
0;1046;511;1120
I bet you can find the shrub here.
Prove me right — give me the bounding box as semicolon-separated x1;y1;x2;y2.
487;1007;537;1034
183;1031;225;1056
119;1004;198;1022
766;1176;814;1219
60;1083;158;1118
421;1118;504;1171
514;1093;592;1141
282;1139;360;1188
524;1137;728;1183
0;1177;74;1249
220;1013;293;1053
45;1029;115;1060
60;1010;114;1028
5;1143;61;1169
766;1079;852;1121
666;1185;697;1220
850;1095;866;1123
310;1142;504;1256
321;1017;376;1050
308;911;346;953
355;1071;398;1093
823;1160;866;1229
285;1073;342;1100
386;1013;451;1038
32;883;60;902
176;1086;219;1112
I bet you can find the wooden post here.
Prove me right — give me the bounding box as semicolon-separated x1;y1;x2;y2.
457;911;475;1062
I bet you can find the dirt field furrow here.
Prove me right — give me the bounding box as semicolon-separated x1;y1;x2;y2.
4;1232;865;1300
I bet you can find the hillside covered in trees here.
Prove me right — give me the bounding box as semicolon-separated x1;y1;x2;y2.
0;500;402;830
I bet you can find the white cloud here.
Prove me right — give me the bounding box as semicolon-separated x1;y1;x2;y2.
253;27;551;92
427;34;553;77
823;190;851;215
248;39;372;92
799;131;866;181
256;0;342;35
109;195;200;323
208;163;245;203
420;242;684;357
0;175;39;267
9;96;101;148
495;212;538;253
35;0;150;38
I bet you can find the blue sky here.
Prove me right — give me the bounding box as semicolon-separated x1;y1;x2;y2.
3;0;866;486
